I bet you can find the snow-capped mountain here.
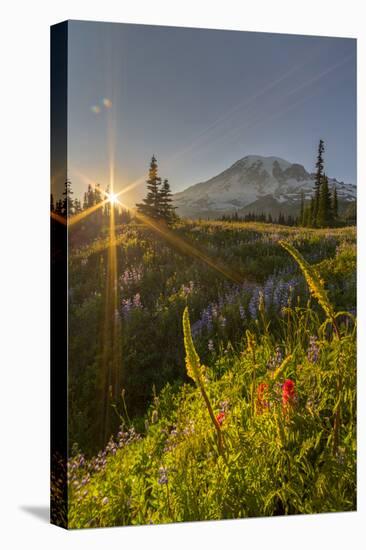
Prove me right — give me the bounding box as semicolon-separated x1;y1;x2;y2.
173;155;356;218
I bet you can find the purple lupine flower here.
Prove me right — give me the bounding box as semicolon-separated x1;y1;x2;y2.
158;466;168;485
201;307;213;331
275;346;283;364
267;346;283;370
121;293;143;320
263;276;275;311
121;297;132;319
219;400;229;412
239;304;246;320
191;319;204;338
81;475;90;486
249;287;260;319
119;265;143;289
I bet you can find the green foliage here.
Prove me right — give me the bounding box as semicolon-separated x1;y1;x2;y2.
183;307;205;386
68;221;355;455
183;306;223;454
317;241;356;312
279;240;335;321
68;237;356;526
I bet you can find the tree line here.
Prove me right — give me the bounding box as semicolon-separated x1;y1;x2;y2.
135;155;177;225
220;211;298;226
51;155;177;227
51;180;132;225
299;140;339;228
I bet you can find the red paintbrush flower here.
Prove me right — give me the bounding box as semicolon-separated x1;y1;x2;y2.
216;411;225;425
282;379;296;409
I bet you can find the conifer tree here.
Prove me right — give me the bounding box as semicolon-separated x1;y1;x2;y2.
345;200;356;225
86;184;95;208
104;184;111;220
62;179;74;218
55;199;63;215
317;175;333;227
136;155;162;220
309;196;315;227
94;183;102;204
120;208;131;224
50;193;55;212
94;183;103;226
313;139;325;224
332;185;339;222
73;198;82;214
299;191;304;225
159;178;177;224
302;201;311;227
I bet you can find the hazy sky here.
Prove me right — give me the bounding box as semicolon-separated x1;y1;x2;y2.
68;20;356;204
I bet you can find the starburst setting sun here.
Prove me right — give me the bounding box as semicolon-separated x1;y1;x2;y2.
107;191;118;204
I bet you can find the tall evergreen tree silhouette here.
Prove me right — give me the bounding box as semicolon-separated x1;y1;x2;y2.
62;179;74;218
317;175;333;227
104;184;111;220
313;139;325;224
136;155;162;220
55;199;63;215
299;190;305;225
73;198;82;214
307;196;315;227
332;186;339;221
86;184;95;208
83;191;88;210
159;178;176;224
94;183;103;226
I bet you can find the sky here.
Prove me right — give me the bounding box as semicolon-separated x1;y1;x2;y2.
67;20;356;205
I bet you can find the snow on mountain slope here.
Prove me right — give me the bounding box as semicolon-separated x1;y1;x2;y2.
173;155;356;218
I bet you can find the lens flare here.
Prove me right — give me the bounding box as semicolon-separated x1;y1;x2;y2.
103;98;113;108
107;192;118;204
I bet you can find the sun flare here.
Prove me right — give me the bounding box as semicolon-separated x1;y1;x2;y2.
107;192;118;205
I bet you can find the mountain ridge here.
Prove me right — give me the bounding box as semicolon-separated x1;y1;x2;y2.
173;155;356;219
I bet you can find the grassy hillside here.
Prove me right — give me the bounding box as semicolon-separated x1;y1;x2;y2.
66;221;356;527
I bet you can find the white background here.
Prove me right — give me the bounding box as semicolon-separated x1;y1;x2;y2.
0;0;365;548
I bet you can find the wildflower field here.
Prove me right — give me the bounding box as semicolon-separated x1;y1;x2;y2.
66;220;356;527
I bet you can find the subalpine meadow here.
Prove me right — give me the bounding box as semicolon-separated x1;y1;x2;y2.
62;217;356;527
